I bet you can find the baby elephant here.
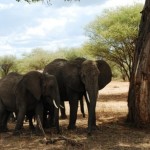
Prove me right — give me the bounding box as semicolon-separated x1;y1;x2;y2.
0;71;60;135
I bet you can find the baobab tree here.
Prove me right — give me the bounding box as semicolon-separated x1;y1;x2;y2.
127;0;150;126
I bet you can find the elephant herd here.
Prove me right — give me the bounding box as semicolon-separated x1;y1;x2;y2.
0;57;112;136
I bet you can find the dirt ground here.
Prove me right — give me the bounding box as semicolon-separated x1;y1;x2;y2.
1;81;150;150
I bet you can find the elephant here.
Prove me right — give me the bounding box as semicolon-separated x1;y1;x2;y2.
0;71;60;135
77;59;112;125
44;57;112;135
59;59;112;125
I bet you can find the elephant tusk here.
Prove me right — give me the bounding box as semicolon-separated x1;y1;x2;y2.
86;91;90;103
53;100;59;109
60;105;64;109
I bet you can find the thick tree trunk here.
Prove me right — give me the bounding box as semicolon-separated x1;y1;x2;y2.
127;0;150;126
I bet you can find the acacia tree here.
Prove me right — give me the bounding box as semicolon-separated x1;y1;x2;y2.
0;55;17;77
127;0;150;126
84;4;143;81
21;48;54;71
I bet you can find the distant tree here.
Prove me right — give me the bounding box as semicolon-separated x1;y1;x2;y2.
84;4;143;81
61;47;87;60
0;55;17;77
21;48;53;71
17;48;64;73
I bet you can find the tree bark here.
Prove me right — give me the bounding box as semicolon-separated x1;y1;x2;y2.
127;0;150;126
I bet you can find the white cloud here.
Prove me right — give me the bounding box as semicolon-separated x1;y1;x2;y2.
0;0;145;57
25;17;67;37
44;35;88;50
0;3;14;10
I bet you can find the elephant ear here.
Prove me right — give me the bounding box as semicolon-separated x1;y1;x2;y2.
22;71;42;100
96;60;112;90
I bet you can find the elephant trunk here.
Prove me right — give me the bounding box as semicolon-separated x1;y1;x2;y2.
86;81;99;135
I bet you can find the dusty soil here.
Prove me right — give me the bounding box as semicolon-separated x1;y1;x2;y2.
1;81;150;150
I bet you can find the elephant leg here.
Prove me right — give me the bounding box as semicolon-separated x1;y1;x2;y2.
0;113;6;132
26;112;35;131
49;104;55;127
80;97;85;118
35;103;44;134
68;98;78;130
0;101;7;132
2;111;10;132
13;106;26;135
60;101;67;119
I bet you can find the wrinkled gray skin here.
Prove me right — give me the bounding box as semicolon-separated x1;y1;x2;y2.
44;58;112;135
0;71;60;135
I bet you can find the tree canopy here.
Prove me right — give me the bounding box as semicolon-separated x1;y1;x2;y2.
84;3;143;81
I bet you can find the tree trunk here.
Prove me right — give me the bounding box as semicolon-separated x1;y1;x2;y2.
127;0;150;126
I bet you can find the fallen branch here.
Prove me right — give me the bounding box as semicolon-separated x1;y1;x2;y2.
37;115;82;146
40;135;83;146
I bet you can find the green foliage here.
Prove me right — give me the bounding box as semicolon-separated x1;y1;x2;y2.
84;3;143;81
17;48;70;73
0;55;17;77
18;48;54;73
60;47;87;60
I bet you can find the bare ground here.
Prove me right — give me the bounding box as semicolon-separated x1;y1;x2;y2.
1;81;150;150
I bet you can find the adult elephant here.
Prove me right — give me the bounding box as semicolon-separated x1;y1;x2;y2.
44;57;111;135
0;71;60;135
59;59;112;125
79;59;112;126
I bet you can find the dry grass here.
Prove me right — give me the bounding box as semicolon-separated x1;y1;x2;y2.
1;81;150;150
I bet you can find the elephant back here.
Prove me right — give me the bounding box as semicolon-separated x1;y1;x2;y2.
43;58;68;86
0;72;22;94
44;58;67;74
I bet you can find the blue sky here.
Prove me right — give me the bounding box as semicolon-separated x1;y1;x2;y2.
0;0;145;57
